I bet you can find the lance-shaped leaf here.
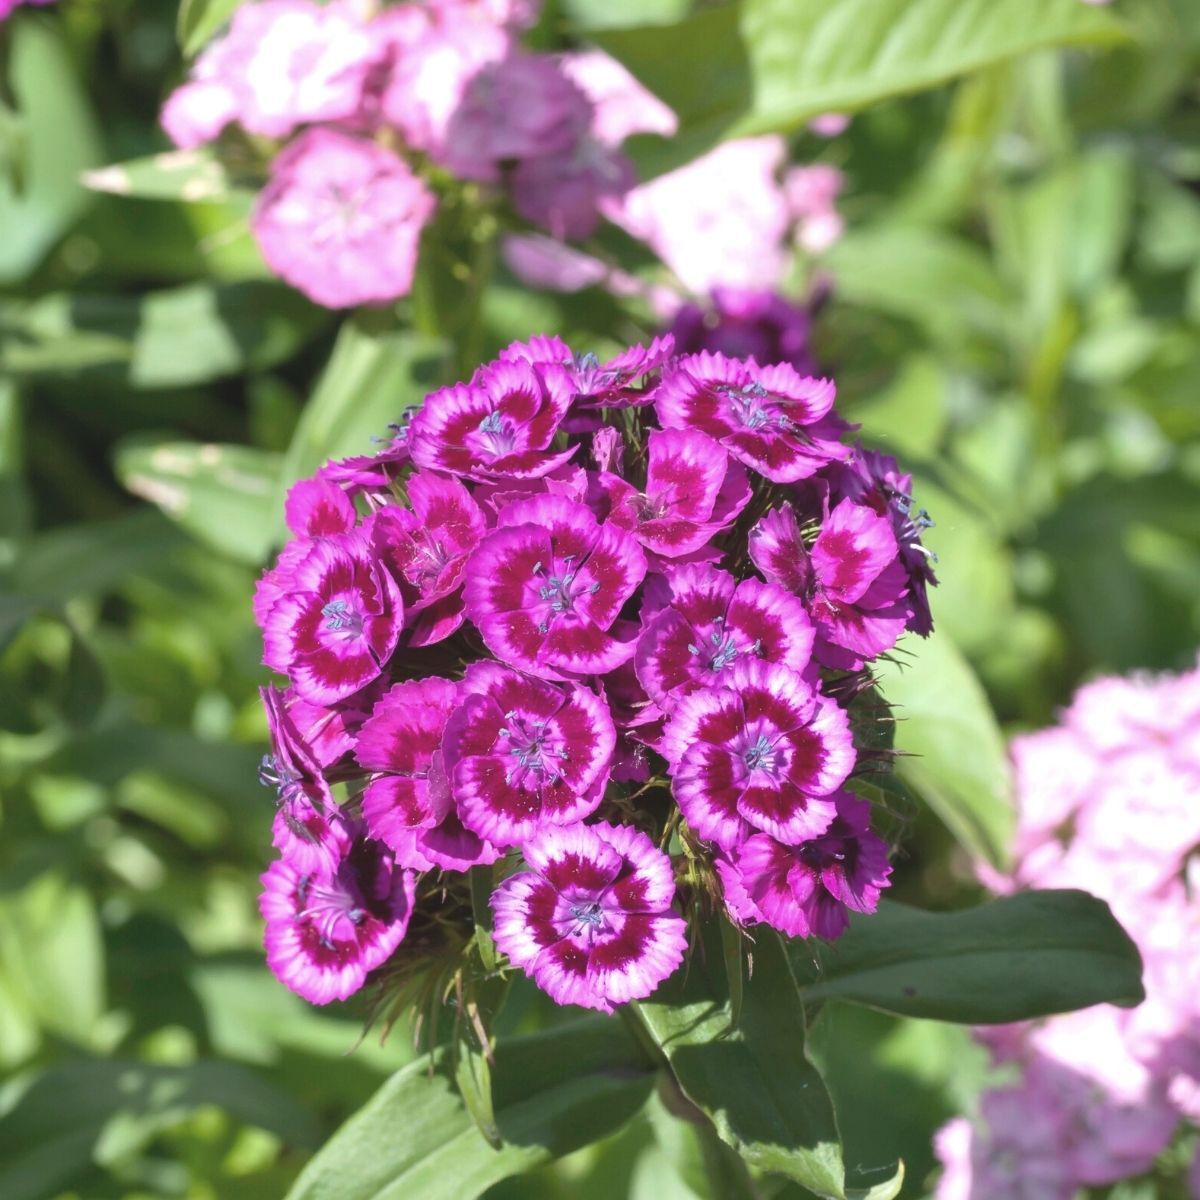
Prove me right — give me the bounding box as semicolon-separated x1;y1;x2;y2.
595;0;1128;177
285;1017;654;1200
792;890;1144;1023
114;439;281;565
83;150;249;205
632;926;900;1200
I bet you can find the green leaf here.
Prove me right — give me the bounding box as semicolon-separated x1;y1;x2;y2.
873;633;1013;867
83;149;244;205
0;1059;321;1200
0;872;105;1047
792;890;1145;1022
3;284;328;387
633;929;849;1199
285;1017;654;1200
0;21;100;283
826;225;1012;352
452;972;509;1151
598;0;1128;176
178;0;246;57
277;317;445;502
114;439;282;564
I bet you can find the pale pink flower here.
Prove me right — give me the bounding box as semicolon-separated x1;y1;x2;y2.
784;164;845;254
251;128;435;308
559;49;678;146
606;137;791;294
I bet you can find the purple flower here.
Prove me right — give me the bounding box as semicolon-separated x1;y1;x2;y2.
284;477;357;538
491;821;687;1012
635;564;814;706
655;352;850;483
750;499;911;669
463;495;646;678
829;448;937;636
443;662;616;847
670;288;816;375
369;473;487;646
251;128;436;309
510;137;634;241
601;428;750;559
660;660;855;850
715;792;891;940
260;829;416;1005
443;50;591;183
262;532;403;705
409;357;577;481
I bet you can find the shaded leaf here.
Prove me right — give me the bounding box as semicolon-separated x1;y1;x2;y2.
0;22;100;283
277;317;445;503
285;1017;654;1200
793;890;1145;1022
633;929;849;1198
114;439;282;564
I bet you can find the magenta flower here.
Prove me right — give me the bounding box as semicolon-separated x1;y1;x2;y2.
491;821;687;1012
369;473;487;646
260;685;351;874
830;448;938;636
750;499;911;669
601;428;750;559
635;564;814;705
655;352;849;483
260;829;416;1005
251;128;436;309
463;495;646;678
284;477;357;538
661;660;855;850
262;532;403;705
356;676;457;845
716;792;891;940
408;357;577;481
443;663;615;846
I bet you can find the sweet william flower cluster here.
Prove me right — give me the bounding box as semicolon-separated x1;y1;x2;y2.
254;337;938;1012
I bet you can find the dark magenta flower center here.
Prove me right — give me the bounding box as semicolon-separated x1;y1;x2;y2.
743;733;779;773
477;410;518;456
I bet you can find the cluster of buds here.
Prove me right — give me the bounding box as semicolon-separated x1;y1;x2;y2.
253;336;937;1013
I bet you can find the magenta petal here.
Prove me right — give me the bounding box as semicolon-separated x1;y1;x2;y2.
811;499;899;604
737;782;837;845
284;478;356;537
586;912;687;1006
644;427;727;521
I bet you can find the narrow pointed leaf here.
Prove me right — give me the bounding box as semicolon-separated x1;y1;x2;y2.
792;890;1144;1023
285;1017;654;1200
634;929;847;1199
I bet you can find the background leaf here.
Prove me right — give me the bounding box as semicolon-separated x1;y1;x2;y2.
873;634;1014;867
285;1017;654;1200
792;891;1145;1022
114;439;281;564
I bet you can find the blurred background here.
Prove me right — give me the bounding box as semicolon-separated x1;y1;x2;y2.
1;0;1197;1196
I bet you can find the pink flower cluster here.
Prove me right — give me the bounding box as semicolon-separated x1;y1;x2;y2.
254;337;937;1011
935;662;1200;1199
163;0;659;308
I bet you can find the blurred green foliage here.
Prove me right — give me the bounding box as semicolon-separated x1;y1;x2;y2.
1;0;1198;1197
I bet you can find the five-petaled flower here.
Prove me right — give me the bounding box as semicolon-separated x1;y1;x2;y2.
491;821;688;1012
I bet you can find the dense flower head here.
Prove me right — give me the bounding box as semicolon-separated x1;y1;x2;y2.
254;336;937;1012
934;659;1200;1199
